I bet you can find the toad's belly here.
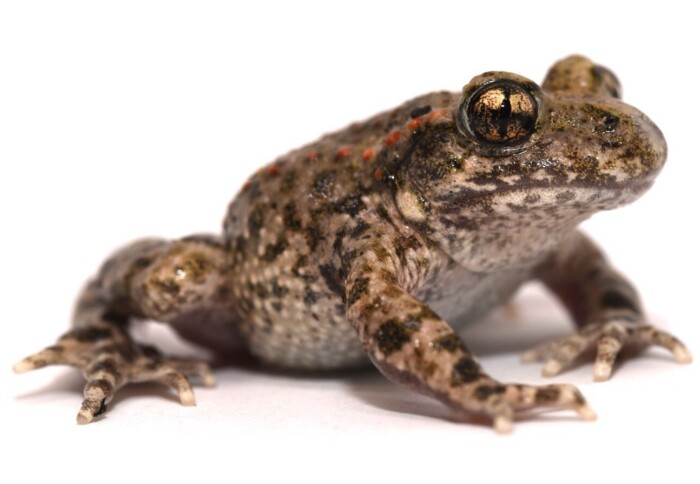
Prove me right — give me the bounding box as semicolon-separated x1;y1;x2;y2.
229;266;532;370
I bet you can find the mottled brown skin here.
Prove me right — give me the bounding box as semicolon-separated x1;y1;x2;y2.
15;55;691;431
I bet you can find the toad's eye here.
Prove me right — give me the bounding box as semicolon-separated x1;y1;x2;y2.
460;81;538;146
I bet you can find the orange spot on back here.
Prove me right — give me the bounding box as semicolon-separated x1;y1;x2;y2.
385;130;402;146
407;117;423;131
266;164;279;176
306;150;318;161
336;146;352;159
374;168;383;181
362;147;375;161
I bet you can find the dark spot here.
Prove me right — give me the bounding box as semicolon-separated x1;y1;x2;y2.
371;242;391;262
535;386;561;404
432;334;467;353
271;301;282;312
601;140;624;149
524;193;541;204
239;298;253;313
451;356;482;386
473;384;506;401
403;317;421;331
375;319;415;355
505;202;528;213
334;193;365;216
292;255;315;282
304;224;323;252
262;239;288;261
376;204;390;222
350;220;370;238
413;305;439;322
312;171;335;197
394;235;422;265
319;263;345;301
442;215;479;231
283;202;302;230
253;283;268;299
394;244;407;265
409;105;432;119
348;277;370;306
333;230;345;257
555;190;575;202
124;256;154;289
601;290;637;312
133;256;153;269
303;286;318;306
247;205;265;237
281;170;297;191
271;281;289;298
232;235;246;254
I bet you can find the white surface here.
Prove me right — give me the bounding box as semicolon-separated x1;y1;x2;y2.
1;1;698;482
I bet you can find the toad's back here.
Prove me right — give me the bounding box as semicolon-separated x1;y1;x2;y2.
222;91;462;368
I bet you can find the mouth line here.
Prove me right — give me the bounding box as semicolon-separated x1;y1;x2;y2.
433;178;655;211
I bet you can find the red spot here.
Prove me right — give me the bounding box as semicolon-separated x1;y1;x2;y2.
242;181;251;191
407;117;423;131
306;150;318;161
336;146;352;159
374;168;383;181
362;147;375;161
266;164;279;176
385;130;402;146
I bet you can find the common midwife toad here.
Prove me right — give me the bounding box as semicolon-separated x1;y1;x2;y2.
15;55;691;432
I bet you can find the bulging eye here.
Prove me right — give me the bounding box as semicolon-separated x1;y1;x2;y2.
460;80;539;148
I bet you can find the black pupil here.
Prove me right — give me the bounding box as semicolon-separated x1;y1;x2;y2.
497;94;512;137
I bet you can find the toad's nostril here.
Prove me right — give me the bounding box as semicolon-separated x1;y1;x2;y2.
603;115;619;132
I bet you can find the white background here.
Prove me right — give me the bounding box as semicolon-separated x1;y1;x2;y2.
1;1;698;482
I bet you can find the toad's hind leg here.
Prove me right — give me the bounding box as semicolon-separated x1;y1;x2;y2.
527;231;691;381
14;235;233;424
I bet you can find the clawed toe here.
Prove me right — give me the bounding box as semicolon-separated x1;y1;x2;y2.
77;380;113;424
522;320;692;381
13;346;68;374
486;383;596;433
15;338;214;423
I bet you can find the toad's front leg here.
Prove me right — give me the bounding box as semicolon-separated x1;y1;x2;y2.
343;232;595;432
526;231;691;380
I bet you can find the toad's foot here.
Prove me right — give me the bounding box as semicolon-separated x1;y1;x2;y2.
471;382;596;433
522;319;692;381
13;324;215;424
